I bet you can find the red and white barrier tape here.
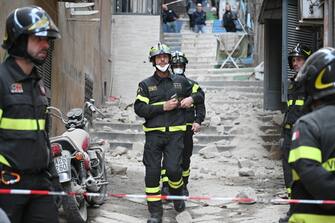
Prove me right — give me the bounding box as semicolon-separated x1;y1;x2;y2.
0;189;254;203
0;189;334;205
271;198;335;205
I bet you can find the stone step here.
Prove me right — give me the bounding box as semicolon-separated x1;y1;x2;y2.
108;141;235;154
93;121;233;134
257;115;275;123
210;92;264;99
95;121;278;136
260;134;281;142
260;125;280;134
182;43;217;48
92;131;235;145
209;99;262;106
187;57;217;63
182;39;216;44
182;46;217;51
202;86;263;93
186;63;216;69
164;33;182;37
187;67;255;74
263;142;279;151
198;80;263;87
189;74;253;82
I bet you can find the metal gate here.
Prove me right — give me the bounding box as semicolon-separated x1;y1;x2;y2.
37;41;54;102
287;0;316;79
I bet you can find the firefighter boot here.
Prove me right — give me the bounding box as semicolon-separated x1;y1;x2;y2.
181;185;189;196
278;209;291;223
161;185;172;203
147;213;162;223
173;199;185;212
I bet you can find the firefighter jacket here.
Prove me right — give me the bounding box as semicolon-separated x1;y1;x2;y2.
282;79;308;131
0;57;51;172
288;104;335;222
134;72;204;132
183;75;206;125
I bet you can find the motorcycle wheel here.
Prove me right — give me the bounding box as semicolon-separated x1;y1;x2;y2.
87;152;108;205
62;166;88;223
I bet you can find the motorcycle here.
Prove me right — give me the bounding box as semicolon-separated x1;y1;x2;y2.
48;100;108;223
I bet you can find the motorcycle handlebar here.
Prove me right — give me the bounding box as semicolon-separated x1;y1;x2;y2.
85;102;105;118
47;100;105;125
47;106;68;124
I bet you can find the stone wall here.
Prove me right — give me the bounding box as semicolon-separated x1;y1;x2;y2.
110;15;161;103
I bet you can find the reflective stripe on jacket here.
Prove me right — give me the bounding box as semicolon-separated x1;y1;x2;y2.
0;57;50;171
134;72;204;132
288;105;335;221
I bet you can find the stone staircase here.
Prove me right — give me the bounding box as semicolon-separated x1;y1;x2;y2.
91;22;280;157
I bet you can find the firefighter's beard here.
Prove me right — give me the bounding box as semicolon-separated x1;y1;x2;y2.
155;64;170;72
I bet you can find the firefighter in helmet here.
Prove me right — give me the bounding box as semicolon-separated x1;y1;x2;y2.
134;43;204;223
288;47;335;223
161;51;205;196
280;43;312;223
0;6;60;223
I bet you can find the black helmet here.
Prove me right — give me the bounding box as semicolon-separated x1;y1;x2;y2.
2;6;60;58
148;42;171;64
296;47;335;101
288;43;312;70
171;51;188;75
171;51;188;65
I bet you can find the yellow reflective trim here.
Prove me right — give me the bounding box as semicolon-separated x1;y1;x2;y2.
168;178;183;189
151;101;165;106
136;95;150;104
322;158;335;172
28;16;49;31
192;84;200;93
136;95;149;104
288;146;322;163
0;109;2;119
295;100;304;106
161;176;169;183
186;123;193;126
182;169;190;177
145;187;160;194
287;100;304;106
3;31;8;41
289;213;335;223
143;126;166;132
169;125;186;132
0;118;45;130
315;68;334;90
284;124;291;129
0;154;11;167
292;169;300;181
161;169;166;175
147;196;161;202
143;125;187;132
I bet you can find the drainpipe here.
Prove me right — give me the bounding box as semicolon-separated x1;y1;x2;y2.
282;0;288;103
324;0;334;47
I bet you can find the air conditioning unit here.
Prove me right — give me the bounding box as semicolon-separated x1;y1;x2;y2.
65;2;99;16
298;0;323;24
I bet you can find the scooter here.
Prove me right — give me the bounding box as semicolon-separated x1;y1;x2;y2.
48;100;108;223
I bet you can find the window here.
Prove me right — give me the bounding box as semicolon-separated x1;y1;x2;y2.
114;0;161;15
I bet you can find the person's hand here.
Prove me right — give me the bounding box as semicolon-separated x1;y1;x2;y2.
180;96;193;108
164;98;179;111
192;122;201;133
